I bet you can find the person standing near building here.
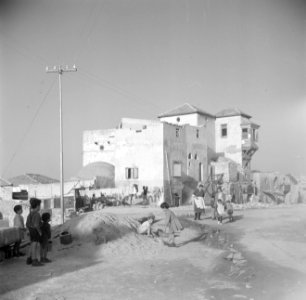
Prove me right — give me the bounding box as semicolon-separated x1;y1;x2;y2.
13;205;26;257
40;212;52;263
192;183;206;220
142;186;148;204
26;198;44;266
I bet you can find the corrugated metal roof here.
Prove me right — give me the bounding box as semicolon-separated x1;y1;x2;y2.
9;174;59;186
216;108;252;119
158;103;215;118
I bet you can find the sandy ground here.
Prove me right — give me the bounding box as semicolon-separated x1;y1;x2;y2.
1;204;306;300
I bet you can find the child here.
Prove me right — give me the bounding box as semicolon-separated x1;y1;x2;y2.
138;214;155;236
216;199;225;225
226;200;234;222
160;202;183;247
40;212;52;263
26;198;44;266
193;183;206;220
13;205;26;257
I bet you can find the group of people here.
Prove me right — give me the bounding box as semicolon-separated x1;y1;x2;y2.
128;185;150;205
192;183;234;225
12;198;52;266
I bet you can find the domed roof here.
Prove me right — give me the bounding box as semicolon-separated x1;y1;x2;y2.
76;162;115;180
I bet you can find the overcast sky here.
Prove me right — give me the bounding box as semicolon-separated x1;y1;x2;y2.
0;0;305;180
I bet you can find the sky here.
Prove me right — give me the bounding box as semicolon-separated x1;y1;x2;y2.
0;0;305;180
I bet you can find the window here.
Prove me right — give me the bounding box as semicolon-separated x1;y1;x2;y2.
221;124;227;138
173;162;182;177
54;197;61;208
253;129;258;141
188;153;192;159
242;128;248;139
176;127;180;138
194;153;198;160
44;199;51;209
196;129;199;138
100;145;104;151
199;163;203;181
176;117;180;123
125;167;139;179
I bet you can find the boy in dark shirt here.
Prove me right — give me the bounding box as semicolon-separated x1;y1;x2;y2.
40;212;52;263
26;198;44;266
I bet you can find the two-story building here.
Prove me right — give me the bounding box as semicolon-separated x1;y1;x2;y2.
82;103;260;204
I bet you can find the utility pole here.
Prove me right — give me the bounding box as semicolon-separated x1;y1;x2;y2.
46;65;77;224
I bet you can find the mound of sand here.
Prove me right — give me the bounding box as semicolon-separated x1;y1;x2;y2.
51;210;204;258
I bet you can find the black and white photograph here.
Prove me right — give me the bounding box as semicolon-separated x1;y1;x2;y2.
0;0;305;299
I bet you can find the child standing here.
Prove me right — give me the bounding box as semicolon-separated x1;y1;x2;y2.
40;212;52;263
226;200;234;222
193;183;206;220
26;198;44;266
13;205;26;257
216;199;225;225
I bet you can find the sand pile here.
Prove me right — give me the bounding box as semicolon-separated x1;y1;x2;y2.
52;211;166;258
54;211;140;242
51;210;204;259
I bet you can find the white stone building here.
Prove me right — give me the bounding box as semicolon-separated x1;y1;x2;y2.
82;103;260;204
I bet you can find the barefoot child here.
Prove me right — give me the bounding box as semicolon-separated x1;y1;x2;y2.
40;212;52;263
138;214;155;236
216;199;225;225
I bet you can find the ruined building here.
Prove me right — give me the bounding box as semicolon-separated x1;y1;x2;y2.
82;103;260;204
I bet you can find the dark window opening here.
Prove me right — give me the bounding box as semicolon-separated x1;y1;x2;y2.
100;145;104;151
125;167;139;179
54;198;61;208
176;127;180;137
221;124;227;138
196;129;199;138
242;128;248;139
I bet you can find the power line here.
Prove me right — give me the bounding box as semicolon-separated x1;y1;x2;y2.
73;0;102;64
79;68;163;111
0;30;49;66
1;78;57;178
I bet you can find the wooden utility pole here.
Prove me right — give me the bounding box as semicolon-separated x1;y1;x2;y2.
46;65;77;224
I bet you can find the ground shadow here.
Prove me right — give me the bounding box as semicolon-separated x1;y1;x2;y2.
0;212;142;297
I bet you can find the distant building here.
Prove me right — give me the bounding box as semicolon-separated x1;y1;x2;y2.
82;103;260;204
215;108;259;179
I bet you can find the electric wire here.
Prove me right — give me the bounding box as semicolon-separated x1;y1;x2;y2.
79;68;162;111
2;78;57;177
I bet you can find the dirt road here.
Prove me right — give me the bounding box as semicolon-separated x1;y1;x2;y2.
1;205;306;300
